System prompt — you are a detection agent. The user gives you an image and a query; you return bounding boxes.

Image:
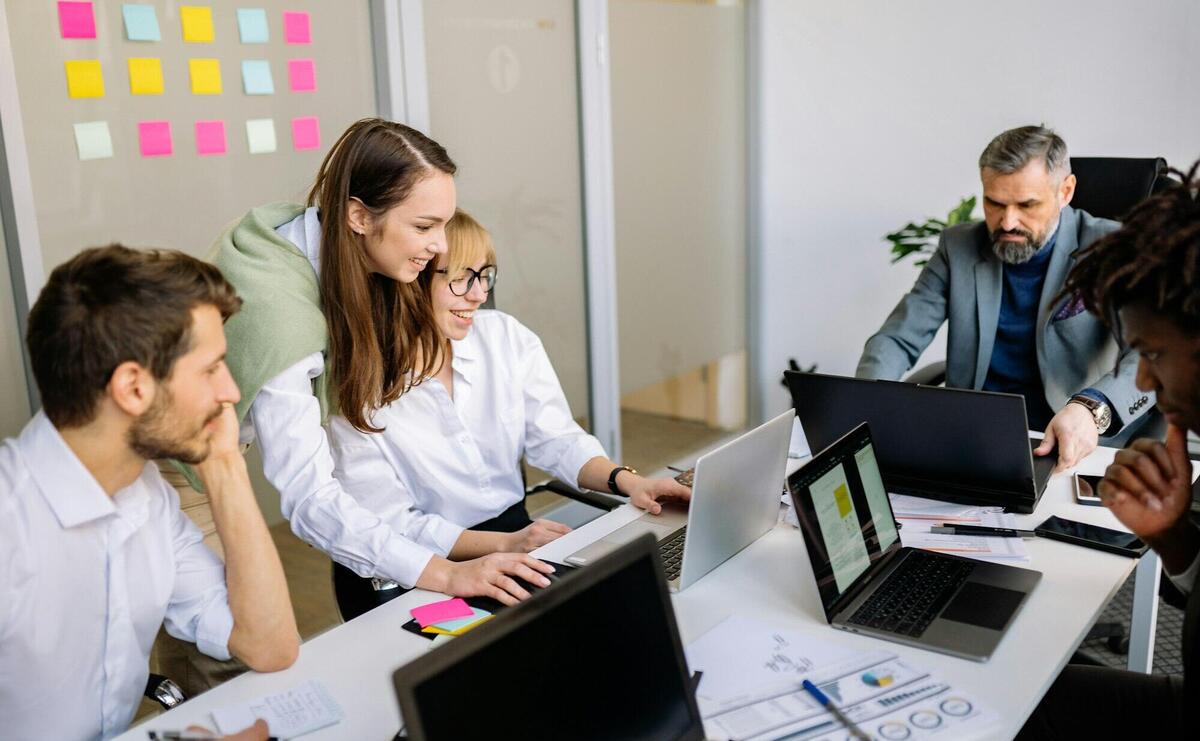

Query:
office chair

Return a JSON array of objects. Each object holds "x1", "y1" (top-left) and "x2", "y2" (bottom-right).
[{"x1": 904, "y1": 156, "x2": 1176, "y2": 389}]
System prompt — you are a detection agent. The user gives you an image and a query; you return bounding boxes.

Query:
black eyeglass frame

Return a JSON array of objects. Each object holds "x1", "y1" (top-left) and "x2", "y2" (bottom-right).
[{"x1": 435, "y1": 264, "x2": 498, "y2": 296}]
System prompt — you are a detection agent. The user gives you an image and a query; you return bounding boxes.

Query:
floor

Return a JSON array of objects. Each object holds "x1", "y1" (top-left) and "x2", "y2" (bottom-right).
[{"x1": 1078, "y1": 573, "x2": 1185, "y2": 675}]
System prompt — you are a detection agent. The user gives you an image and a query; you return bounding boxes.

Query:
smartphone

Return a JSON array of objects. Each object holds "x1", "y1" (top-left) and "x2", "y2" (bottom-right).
[
  {"x1": 1034, "y1": 515, "x2": 1147, "y2": 557},
  {"x1": 1073, "y1": 474, "x2": 1104, "y2": 506}
]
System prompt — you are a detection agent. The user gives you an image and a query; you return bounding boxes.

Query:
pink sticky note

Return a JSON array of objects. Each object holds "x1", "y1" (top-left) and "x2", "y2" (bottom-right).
[
  {"x1": 195, "y1": 120, "x2": 226, "y2": 156},
  {"x1": 58, "y1": 2, "x2": 96, "y2": 39},
  {"x1": 291, "y1": 116, "x2": 320, "y2": 151},
  {"x1": 282, "y1": 11, "x2": 310, "y2": 44},
  {"x1": 138, "y1": 120, "x2": 173, "y2": 157},
  {"x1": 287, "y1": 59, "x2": 316, "y2": 92},
  {"x1": 411, "y1": 598, "x2": 473, "y2": 628}
]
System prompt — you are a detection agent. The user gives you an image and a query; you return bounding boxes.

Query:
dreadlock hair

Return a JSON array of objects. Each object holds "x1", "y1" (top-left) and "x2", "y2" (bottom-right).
[{"x1": 1062, "y1": 160, "x2": 1200, "y2": 339}]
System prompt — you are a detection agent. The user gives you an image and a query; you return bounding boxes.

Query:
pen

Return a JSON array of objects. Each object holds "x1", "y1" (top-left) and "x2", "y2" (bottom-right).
[
  {"x1": 801, "y1": 679, "x2": 870, "y2": 741},
  {"x1": 931, "y1": 523, "x2": 1037, "y2": 538},
  {"x1": 148, "y1": 732, "x2": 279, "y2": 741}
]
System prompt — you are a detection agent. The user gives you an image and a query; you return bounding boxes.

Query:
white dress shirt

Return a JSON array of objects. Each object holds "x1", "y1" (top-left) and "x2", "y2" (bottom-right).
[
  {"x1": 328, "y1": 310, "x2": 606, "y2": 556},
  {"x1": 234, "y1": 208, "x2": 438, "y2": 589},
  {"x1": 0, "y1": 412, "x2": 234, "y2": 741}
]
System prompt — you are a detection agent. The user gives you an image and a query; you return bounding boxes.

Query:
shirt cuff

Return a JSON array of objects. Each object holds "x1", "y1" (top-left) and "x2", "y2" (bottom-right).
[
  {"x1": 376, "y1": 537, "x2": 439, "y2": 590},
  {"x1": 1166, "y1": 535, "x2": 1200, "y2": 596},
  {"x1": 1075, "y1": 388, "x2": 1122, "y2": 435},
  {"x1": 194, "y1": 600, "x2": 235, "y2": 662},
  {"x1": 422, "y1": 516, "x2": 467, "y2": 558}
]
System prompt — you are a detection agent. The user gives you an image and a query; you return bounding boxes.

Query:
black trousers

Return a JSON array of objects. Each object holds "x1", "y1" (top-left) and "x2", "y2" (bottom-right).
[
  {"x1": 1016, "y1": 664, "x2": 1187, "y2": 739},
  {"x1": 332, "y1": 500, "x2": 534, "y2": 622}
]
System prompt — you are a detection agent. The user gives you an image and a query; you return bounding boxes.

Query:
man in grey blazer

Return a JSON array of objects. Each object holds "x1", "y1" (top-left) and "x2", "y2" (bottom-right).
[{"x1": 857, "y1": 126, "x2": 1153, "y2": 470}]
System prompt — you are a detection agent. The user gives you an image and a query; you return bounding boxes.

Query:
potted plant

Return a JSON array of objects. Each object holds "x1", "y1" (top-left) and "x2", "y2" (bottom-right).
[{"x1": 885, "y1": 196, "x2": 978, "y2": 267}]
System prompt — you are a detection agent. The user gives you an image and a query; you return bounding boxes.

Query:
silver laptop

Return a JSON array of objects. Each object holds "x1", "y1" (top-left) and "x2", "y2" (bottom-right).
[
  {"x1": 565, "y1": 410, "x2": 794, "y2": 592},
  {"x1": 788, "y1": 422, "x2": 1041, "y2": 661}
]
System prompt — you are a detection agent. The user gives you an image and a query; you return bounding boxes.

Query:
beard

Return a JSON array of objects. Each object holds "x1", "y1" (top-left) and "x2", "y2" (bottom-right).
[
  {"x1": 127, "y1": 385, "x2": 223, "y2": 464},
  {"x1": 990, "y1": 226, "x2": 1046, "y2": 265}
]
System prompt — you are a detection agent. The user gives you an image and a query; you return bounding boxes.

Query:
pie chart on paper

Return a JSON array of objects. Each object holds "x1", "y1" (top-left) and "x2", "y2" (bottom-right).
[{"x1": 862, "y1": 670, "x2": 895, "y2": 688}]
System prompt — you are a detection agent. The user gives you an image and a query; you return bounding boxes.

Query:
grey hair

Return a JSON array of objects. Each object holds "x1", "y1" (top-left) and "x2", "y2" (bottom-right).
[{"x1": 978, "y1": 125, "x2": 1070, "y2": 178}]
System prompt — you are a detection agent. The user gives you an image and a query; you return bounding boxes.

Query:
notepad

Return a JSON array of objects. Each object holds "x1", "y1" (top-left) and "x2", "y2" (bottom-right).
[
  {"x1": 411, "y1": 597, "x2": 472, "y2": 628},
  {"x1": 212, "y1": 680, "x2": 343, "y2": 738},
  {"x1": 421, "y1": 607, "x2": 493, "y2": 636}
]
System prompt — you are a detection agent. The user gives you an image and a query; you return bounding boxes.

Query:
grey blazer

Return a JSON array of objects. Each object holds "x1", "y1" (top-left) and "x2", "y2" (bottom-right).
[{"x1": 856, "y1": 205, "x2": 1153, "y2": 434}]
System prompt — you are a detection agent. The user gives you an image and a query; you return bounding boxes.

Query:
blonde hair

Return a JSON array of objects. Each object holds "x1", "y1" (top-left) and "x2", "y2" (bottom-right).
[{"x1": 443, "y1": 209, "x2": 497, "y2": 276}]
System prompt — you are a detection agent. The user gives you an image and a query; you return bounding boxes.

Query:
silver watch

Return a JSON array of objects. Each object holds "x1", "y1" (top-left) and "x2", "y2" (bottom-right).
[{"x1": 1069, "y1": 395, "x2": 1112, "y2": 434}]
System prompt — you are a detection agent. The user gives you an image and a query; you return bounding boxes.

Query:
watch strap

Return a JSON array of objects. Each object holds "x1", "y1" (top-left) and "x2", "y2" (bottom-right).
[{"x1": 608, "y1": 466, "x2": 636, "y2": 496}]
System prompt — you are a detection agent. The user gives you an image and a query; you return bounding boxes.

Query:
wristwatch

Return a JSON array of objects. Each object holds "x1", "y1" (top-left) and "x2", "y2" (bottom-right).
[
  {"x1": 1068, "y1": 395, "x2": 1112, "y2": 434},
  {"x1": 607, "y1": 465, "x2": 637, "y2": 496}
]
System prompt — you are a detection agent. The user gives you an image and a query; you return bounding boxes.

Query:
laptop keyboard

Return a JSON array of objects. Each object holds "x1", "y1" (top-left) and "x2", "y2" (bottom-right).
[
  {"x1": 658, "y1": 527, "x2": 688, "y2": 580},
  {"x1": 847, "y1": 551, "x2": 973, "y2": 638}
]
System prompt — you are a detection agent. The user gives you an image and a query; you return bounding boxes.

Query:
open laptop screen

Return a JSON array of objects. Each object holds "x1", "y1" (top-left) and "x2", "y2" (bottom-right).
[
  {"x1": 394, "y1": 535, "x2": 703, "y2": 741},
  {"x1": 788, "y1": 423, "x2": 902, "y2": 616}
]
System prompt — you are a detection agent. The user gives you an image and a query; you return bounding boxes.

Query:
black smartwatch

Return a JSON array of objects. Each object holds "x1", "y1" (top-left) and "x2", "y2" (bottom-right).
[{"x1": 607, "y1": 465, "x2": 637, "y2": 496}]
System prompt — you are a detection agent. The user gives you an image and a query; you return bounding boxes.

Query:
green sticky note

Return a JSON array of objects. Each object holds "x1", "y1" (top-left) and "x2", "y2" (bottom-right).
[
  {"x1": 73, "y1": 121, "x2": 113, "y2": 160},
  {"x1": 245, "y1": 118, "x2": 276, "y2": 154}
]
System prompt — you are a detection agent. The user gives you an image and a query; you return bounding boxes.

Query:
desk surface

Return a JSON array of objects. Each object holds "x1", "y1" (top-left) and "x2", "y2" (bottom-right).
[{"x1": 123, "y1": 447, "x2": 1145, "y2": 741}]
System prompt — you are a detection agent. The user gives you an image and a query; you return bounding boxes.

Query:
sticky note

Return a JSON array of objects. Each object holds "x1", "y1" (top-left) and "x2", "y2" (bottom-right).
[
  {"x1": 411, "y1": 598, "x2": 472, "y2": 628},
  {"x1": 241, "y1": 60, "x2": 273, "y2": 95},
  {"x1": 122, "y1": 5, "x2": 160, "y2": 41},
  {"x1": 291, "y1": 116, "x2": 320, "y2": 151},
  {"x1": 283, "y1": 11, "x2": 310, "y2": 44},
  {"x1": 58, "y1": 2, "x2": 96, "y2": 39},
  {"x1": 65, "y1": 60, "x2": 104, "y2": 99},
  {"x1": 73, "y1": 121, "x2": 113, "y2": 161},
  {"x1": 287, "y1": 59, "x2": 316, "y2": 92},
  {"x1": 189, "y1": 58, "x2": 222, "y2": 95},
  {"x1": 180, "y1": 6, "x2": 214, "y2": 43},
  {"x1": 195, "y1": 120, "x2": 226, "y2": 155},
  {"x1": 422, "y1": 615, "x2": 494, "y2": 637},
  {"x1": 245, "y1": 118, "x2": 276, "y2": 154},
  {"x1": 237, "y1": 8, "x2": 269, "y2": 43},
  {"x1": 138, "y1": 120, "x2": 173, "y2": 157},
  {"x1": 127, "y1": 58, "x2": 164, "y2": 95},
  {"x1": 421, "y1": 607, "x2": 493, "y2": 636}
]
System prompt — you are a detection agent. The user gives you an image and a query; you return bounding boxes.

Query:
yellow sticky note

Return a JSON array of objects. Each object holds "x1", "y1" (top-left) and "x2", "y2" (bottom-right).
[
  {"x1": 834, "y1": 483, "x2": 852, "y2": 518},
  {"x1": 65, "y1": 59, "x2": 104, "y2": 99},
  {"x1": 189, "y1": 58, "x2": 222, "y2": 95},
  {"x1": 128, "y1": 58, "x2": 164, "y2": 95},
  {"x1": 180, "y1": 6, "x2": 214, "y2": 43}
]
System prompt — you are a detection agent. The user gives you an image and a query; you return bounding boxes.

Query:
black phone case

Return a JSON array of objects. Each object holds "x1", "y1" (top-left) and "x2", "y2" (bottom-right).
[{"x1": 1035, "y1": 520, "x2": 1148, "y2": 558}]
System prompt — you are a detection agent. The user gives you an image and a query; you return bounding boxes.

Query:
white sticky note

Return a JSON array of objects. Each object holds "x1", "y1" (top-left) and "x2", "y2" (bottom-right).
[
  {"x1": 245, "y1": 118, "x2": 276, "y2": 154},
  {"x1": 73, "y1": 121, "x2": 113, "y2": 160}
]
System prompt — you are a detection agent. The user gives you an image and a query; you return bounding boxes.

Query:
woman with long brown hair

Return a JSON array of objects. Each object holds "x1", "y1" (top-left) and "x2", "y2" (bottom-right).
[{"x1": 201, "y1": 118, "x2": 554, "y2": 618}]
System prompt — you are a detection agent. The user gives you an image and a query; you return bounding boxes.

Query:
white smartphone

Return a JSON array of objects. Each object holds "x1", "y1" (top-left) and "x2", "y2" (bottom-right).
[{"x1": 1073, "y1": 473, "x2": 1104, "y2": 506}]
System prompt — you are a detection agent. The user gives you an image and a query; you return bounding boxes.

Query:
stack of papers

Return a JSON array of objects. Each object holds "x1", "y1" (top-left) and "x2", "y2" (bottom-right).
[
  {"x1": 411, "y1": 598, "x2": 493, "y2": 639},
  {"x1": 686, "y1": 616, "x2": 998, "y2": 740},
  {"x1": 890, "y1": 495, "x2": 1030, "y2": 564},
  {"x1": 212, "y1": 680, "x2": 343, "y2": 738}
]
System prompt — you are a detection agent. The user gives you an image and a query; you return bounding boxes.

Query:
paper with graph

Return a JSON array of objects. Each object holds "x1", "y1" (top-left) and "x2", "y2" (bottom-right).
[{"x1": 686, "y1": 616, "x2": 997, "y2": 740}]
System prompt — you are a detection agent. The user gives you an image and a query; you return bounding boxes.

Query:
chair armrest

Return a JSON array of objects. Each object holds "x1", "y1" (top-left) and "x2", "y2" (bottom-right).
[
  {"x1": 904, "y1": 361, "x2": 947, "y2": 386},
  {"x1": 527, "y1": 479, "x2": 622, "y2": 512}
]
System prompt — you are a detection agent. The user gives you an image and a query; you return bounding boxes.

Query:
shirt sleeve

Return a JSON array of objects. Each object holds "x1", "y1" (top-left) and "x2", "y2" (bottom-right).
[
  {"x1": 328, "y1": 418, "x2": 466, "y2": 557},
  {"x1": 515, "y1": 322, "x2": 606, "y2": 487},
  {"x1": 1075, "y1": 388, "x2": 1123, "y2": 435},
  {"x1": 1166, "y1": 530, "x2": 1200, "y2": 595},
  {"x1": 250, "y1": 352, "x2": 437, "y2": 588},
  {"x1": 159, "y1": 482, "x2": 234, "y2": 661}
]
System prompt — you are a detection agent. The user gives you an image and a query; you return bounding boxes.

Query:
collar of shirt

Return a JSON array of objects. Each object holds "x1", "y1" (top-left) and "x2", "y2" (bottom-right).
[
  {"x1": 19, "y1": 411, "x2": 148, "y2": 531},
  {"x1": 450, "y1": 328, "x2": 482, "y2": 388}
]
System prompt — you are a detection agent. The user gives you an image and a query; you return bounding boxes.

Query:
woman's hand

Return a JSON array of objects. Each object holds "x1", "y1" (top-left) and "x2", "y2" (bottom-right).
[
  {"x1": 622, "y1": 472, "x2": 692, "y2": 515},
  {"x1": 505, "y1": 519, "x2": 572, "y2": 552},
  {"x1": 437, "y1": 553, "x2": 556, "y2": 606}
]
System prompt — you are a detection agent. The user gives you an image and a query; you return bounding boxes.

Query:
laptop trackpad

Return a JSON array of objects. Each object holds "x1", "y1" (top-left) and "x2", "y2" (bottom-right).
[{"x1": 940, "y1": 582, "x2": 1024, "y2": 631}]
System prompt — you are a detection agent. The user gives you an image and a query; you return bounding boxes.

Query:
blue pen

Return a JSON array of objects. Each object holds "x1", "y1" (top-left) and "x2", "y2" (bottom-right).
[{"x1": 801, "y1": 679, "x2": 871, "y2": 740}]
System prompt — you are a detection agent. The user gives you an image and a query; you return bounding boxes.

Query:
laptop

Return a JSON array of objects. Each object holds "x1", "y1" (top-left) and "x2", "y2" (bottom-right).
[
  {"x1": 788, "y1": 422, "x2": 1041, "y2": 661},
  {"x1": 393, "y1": 534, "x2": 704, "y2": 741},
  {"x1": 564, "y1": 409, "x2": 794, "y2": 591},
  {"x1": 786, "y1": 371, "x2": 1056, "y2": 513}
]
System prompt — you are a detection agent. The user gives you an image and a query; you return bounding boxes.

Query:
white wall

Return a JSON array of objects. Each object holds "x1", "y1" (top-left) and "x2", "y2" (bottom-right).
[{"x1": 754, "y1": 0, "x2": 1200, "y2": 421}]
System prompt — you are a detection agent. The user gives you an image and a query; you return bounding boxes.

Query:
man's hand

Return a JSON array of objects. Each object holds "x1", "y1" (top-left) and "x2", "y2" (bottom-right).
[
  {"x1": 1035, "y1": 402, "x2": 1099, "y2": 472},
  {"x1": 1098, "y1": 425, "x2": 1192, "y2": 540},
  {"x1": 624, "y1": 474, "x2": 692, "y2": 516},
  {"x1": 198, "y1": 402, "x2": 242, "y2": 467},
  {"x1": 443, "y1": 553, "x2": 556, "y2": 606},
  {"x1": 505, "y1": 519, "x2": 572, "y2": 552}
]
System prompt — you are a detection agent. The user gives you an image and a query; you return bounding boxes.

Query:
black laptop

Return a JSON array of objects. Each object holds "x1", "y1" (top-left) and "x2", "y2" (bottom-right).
[
  {"x1": 392, "y1": 534, "x2": 704, "y2": 741},
  {"x1": 788, "y1": 423, "x2": 1041, "y2": 661},
  {"x1": 786, "y1": 371, "x2": 1056, "y2": 513}
]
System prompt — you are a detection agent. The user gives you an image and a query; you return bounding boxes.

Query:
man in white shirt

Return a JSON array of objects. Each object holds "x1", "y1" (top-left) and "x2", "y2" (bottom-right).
[
  {"x1": 1018, "y1": 164, "x2": 1200, "y2": 737},
  {"x1": 0, "y1": 245, "x2": 299, "y2": 740}
]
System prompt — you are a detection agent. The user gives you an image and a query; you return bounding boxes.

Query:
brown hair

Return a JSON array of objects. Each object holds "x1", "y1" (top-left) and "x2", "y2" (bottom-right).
[
  {"x1": 309, "y1": 118, "x2": 456, "y2": 433},
  {"x1": 1062, "y1": 160, "x2": 1200, "y2": 336},
  {"x1": 26, "y1": 244, "x2": 242, "y2": 428}
]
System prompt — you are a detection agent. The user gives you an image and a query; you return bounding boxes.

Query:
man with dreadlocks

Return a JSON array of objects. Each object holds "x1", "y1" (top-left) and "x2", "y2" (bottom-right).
[{"x1": 1018, "y1": 162, "x2": 1200, "y2": 738}]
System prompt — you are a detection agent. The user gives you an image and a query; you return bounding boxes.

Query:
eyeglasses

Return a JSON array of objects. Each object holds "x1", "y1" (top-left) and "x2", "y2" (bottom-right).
[{"x1": 435, "y1": 264, "x2": 498, "y2": 297}]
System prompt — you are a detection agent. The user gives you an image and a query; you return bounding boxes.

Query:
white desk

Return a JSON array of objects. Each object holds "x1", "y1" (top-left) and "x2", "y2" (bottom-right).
[{"x1": 123, "y1": 446, "x2": 1168, "y2": 741}]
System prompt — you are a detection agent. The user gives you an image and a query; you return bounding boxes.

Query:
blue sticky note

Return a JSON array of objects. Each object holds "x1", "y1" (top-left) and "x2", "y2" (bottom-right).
[
  {"x1": 122, "y1": 4, "x2": 161, "y2": 42},
  {"x1": 430, "y1": 607, "x2": 491, "y2": 633},
  {"x1": 237, "y1": 8, "x2": 269, "y2": 43},
  {"x1": 241, "y1": 60, "x2": 274, "y2": 95}
]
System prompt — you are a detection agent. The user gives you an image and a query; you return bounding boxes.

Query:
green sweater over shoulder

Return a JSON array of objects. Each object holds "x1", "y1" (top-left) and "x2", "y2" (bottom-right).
[{"x1": 173, "y1": 202, "x2": 331, "y2": 489}]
